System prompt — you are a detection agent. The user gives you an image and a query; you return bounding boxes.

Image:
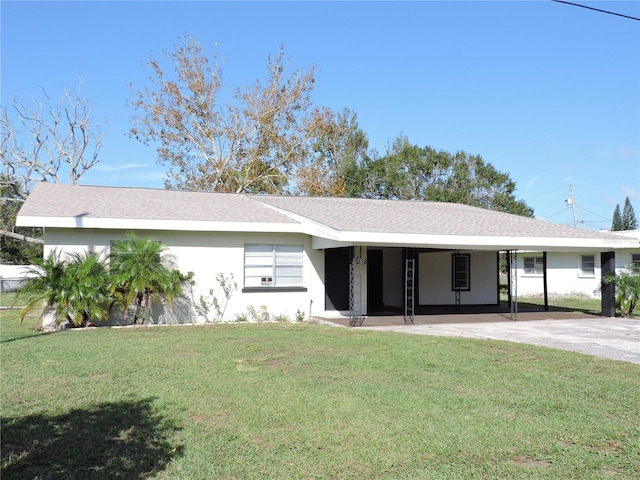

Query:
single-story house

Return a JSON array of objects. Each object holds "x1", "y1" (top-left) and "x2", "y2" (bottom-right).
[{"x1": 16, "y1": 182, "x2": 639, "y2": 326}]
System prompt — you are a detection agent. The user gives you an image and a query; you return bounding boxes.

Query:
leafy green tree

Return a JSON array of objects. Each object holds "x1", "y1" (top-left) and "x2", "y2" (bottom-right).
[
  {"x1": 296, "y1": 108, "x2": 369, "y2": 196},
  {"x1": 622, "y1": 197, "x2": 638, "y2": 230},
  {"x1": 603, "y1": 266, "x2": 640, "y2": 317},
  {"x1": 109, "y1": 232, "x2": 190, "y2": 324},
  {"x1": 345, "y1": 136, "x2": 533, "y2": 216},
  {"x1": 611, "y1": 204, "x2": 624, "y2": 231}
]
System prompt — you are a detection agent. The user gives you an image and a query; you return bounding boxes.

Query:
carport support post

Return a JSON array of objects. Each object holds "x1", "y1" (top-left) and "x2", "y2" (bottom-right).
[
  {"x1": 509, "y1": 250, "x2": 518, "y2": 321},
  {"x1": 542, "y1": 252, "x2": 549, "y2": 312},
  {"x1": 601, "y1": 251, "x2": 616, "y2": 317},
  {"x1": 506, "y1": 251, "x2": 512, "y2": 307}
]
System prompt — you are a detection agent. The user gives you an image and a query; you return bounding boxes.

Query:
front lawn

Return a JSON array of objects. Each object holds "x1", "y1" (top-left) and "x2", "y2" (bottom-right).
[
  {"x1": 0, "y1": 291, "x2": 18, "y2": 308},
  {"x1": 2, "y1": 310, "x2": 639, "y2": 479}
]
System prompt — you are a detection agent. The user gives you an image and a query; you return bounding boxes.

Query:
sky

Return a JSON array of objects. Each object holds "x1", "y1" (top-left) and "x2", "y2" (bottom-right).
[{"x1": 2, "y1": 0, "x2": 639, "y2": 230}]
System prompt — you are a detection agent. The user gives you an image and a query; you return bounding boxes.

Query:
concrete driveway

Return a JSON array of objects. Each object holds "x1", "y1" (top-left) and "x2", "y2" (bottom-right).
[{"x1": 359, "y1": 318, "x2": 640, "y2": 364}]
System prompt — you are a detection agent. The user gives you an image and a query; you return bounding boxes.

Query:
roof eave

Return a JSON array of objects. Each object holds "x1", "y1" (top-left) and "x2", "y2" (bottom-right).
[
  {"x1": 16, "y1": 215, "x2": 304, "y2": 234},
  {"x1": 312, "y1": 231, "x2": 639, "y2": 252}
]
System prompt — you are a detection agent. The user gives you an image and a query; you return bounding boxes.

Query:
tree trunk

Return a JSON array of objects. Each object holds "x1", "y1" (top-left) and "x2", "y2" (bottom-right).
[
  {"x1": 0, "y1": 229, "x2": 45, "y2": 244},
  {"x1": 133, "y1": 293, "x2": 144, "y2": 324}
]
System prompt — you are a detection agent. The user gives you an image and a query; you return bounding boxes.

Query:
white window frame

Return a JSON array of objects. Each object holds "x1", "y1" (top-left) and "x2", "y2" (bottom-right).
[
  {"x1": 631, "y1": 254, "x2": 640, "y2": 272},
  {"x1": 523, "y1": 257, "x2": 544, "y2": 276},
  {"x1": 579, "y1": 254, "x2": 595, "y2": 277},
  {"x1": 244, "y1": 244, "x2": 304, "y2": 289}
]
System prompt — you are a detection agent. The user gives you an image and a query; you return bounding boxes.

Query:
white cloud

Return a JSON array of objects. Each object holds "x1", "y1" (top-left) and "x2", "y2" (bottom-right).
[
  {"x1": 594, "y1": 147, "x2": 639, "y2": 161},
  {"x1": 621, "y1": 186, "x2": 640, "y2": 202},
  {"x1": 616, "y1": 147, "x2": 639, "y2": 159}
]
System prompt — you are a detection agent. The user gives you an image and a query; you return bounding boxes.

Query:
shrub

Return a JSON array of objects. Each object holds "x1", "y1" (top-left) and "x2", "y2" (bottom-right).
[
  {"x1": 14, "y1": 250, "x2": 110, "y2": 327},
  {"x1": 603, "y1": 266, "x2": 640, "y2": 317},
  {"x1": 193, "y1": 273, "x2": 237, "y2": 322},
  {"x1": 246, "y1": 305, "x2": 269, "y2": 322},
  {"x1": 110, "y1": 232, "x2": 190, "y2": 324}
]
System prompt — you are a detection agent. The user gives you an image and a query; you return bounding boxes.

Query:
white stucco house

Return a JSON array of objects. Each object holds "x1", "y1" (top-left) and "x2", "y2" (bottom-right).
[{"x1": 16, "y1": 182, "x2": 639, "y2": 326}]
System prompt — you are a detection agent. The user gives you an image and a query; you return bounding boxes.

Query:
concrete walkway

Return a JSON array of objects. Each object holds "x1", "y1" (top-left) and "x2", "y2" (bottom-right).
[{"x1": 321, "y1": 314, "x2": 640, "y2": 364}]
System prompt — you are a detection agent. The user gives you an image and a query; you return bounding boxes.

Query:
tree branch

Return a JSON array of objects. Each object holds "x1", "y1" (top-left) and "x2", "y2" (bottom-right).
[{"x1": 0, "y1": 229, "x2": 44, "y2": 244}]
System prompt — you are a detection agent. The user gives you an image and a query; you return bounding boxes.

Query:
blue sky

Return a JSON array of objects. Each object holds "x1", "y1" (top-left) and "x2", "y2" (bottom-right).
[{"x1": 2, "y1": 1, "x2": 639, "y2": 230}]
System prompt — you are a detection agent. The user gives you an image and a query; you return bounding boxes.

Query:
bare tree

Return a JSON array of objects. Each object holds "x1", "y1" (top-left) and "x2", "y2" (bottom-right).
[
  {"x1": 1, "y1": 81, "x2": 104, "y2": 199},
  {"x1": 1, "y1": 81, "x2": 103, "y2": 253},
  {"x1": 129, "y1": 36, "x2": 319, "y2": 194}
]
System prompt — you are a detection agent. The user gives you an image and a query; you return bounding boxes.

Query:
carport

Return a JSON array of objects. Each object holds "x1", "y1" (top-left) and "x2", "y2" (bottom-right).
[
  {"x1": 245, "y1": 195, "x2": 637, "y2": 325},
  {"x1": 325, "y1": 244, "x2": 621, "y2": 327}
]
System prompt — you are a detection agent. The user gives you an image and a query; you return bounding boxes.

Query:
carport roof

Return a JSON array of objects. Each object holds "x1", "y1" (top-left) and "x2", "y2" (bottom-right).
[{"x1": 17, "y1": 182, "x2": 639, "y2": 251}]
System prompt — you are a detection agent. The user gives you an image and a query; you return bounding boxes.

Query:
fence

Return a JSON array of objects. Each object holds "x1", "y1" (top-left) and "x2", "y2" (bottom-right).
[{"x1": 0, "y1": 277, "x2": 27, "y2": 294}]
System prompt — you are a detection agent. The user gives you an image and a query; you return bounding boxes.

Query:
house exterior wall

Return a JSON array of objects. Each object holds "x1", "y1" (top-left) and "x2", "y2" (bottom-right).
[
  {"x1": 43, "y1": 228, "x2": 326, "y2": 324},
  {"x1": 516, "y1": 249, "x2": 640, "y2": 298},
  {"x1": 515, "y1": 252, "x2": 600, "y2": 298},
  {"x1": 418, "y1": 250, "x2": 498, "y2": 305},
  {"x1": 616, "y1": 249, "x2": 640, "y2": 271}
]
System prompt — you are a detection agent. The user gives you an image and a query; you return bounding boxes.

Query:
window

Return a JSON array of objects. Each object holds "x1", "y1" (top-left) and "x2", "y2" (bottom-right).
[
  {"x1": 452, "y1": 254, "x2": 470, "y2": 291},
  {"x1": 579, "y1": 255, "x2": 595, "y2": 277},
  {"x1": 523, "y1": 257, "x2": 543, "y2": 275},
  {"x1": 244, "y1": 244, "x2": 304, "y2": 289},
  {"x1": 631, "y1": 254, "x2": 640, "y2": 272}
]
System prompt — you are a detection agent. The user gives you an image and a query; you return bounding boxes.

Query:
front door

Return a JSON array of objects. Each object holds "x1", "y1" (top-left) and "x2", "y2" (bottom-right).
[{"x1": 325, "y1": 247, "x2": 350, "y2": 311}]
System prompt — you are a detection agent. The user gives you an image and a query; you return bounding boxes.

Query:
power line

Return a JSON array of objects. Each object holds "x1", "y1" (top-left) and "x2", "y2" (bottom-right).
[
  {"x1": 551, "y1": 0, "x2": 640, "y2": 21},
  {"x1": 575, "y1": 204, "x2": 610, "y2": 221},
  {"x1": 541, "y1": 206, "x2": 571, "y2": 220}
]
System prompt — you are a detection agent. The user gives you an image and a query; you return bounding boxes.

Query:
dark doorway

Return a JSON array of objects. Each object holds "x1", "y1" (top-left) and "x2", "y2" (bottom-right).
[
  {"x1": 325, "y1": 247, "x2": 350, "y2": 311},
  {"x1": 367, "y1": 249, "x2": 384, "y2": 313}
]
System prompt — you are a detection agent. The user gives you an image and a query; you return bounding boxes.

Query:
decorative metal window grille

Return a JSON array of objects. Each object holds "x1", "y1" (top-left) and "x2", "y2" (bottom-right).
[
  {"x1": 452, "y1": 253, "x2": 470, "y2": 291},
  {"x1": 244, "y1": 245, "x2": 303, "y2": 287}
]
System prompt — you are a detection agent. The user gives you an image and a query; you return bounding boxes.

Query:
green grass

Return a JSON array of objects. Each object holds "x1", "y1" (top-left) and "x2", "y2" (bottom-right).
[
  {"x1": 499, "y1": 290, "x2": 640, "y2": 319},
  {"x1": 0, "y1": 291, "x2": 18, "y2": 308},
  {"x1": 2, "y1": 310, "x2": 639, "y2": 479},
  {"x1": 500, "y1": 293, "x2": 603, "y2": 315}
]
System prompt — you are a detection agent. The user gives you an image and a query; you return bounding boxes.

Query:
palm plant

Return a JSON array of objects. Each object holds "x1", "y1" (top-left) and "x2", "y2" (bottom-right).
[
  {"x1": 60, "y1": 251, "x2": 111, "y2": 326},
  {"x1": 14, "y1": 250, "x2": 68, "y2": 326},
  {"x1": 14, "y1": 250, "x2": 112, "y2": 327},
  {"x1": 603, "y1": 266, "x2": 640, "y2": 317},
  {"x1": 109, "y1": 232, "x2": 188, "y2": 324}
]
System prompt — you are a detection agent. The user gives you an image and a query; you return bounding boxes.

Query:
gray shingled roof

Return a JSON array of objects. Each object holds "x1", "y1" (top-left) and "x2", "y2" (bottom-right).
[
  {"x1": 17, "y1": 183, "x2": 634, "y2": 247},
  {"x1": 252, "y1": 195, "x2": 624, "y2": 240},
  {"x1": 18, "y1": 183, "x2": 298, "y2": 224}
]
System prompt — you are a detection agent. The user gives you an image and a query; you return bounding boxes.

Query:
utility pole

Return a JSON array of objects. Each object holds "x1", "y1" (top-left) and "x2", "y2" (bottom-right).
[{"x1": 566, "y1": 185, "x2": 577, "y2": 227}]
